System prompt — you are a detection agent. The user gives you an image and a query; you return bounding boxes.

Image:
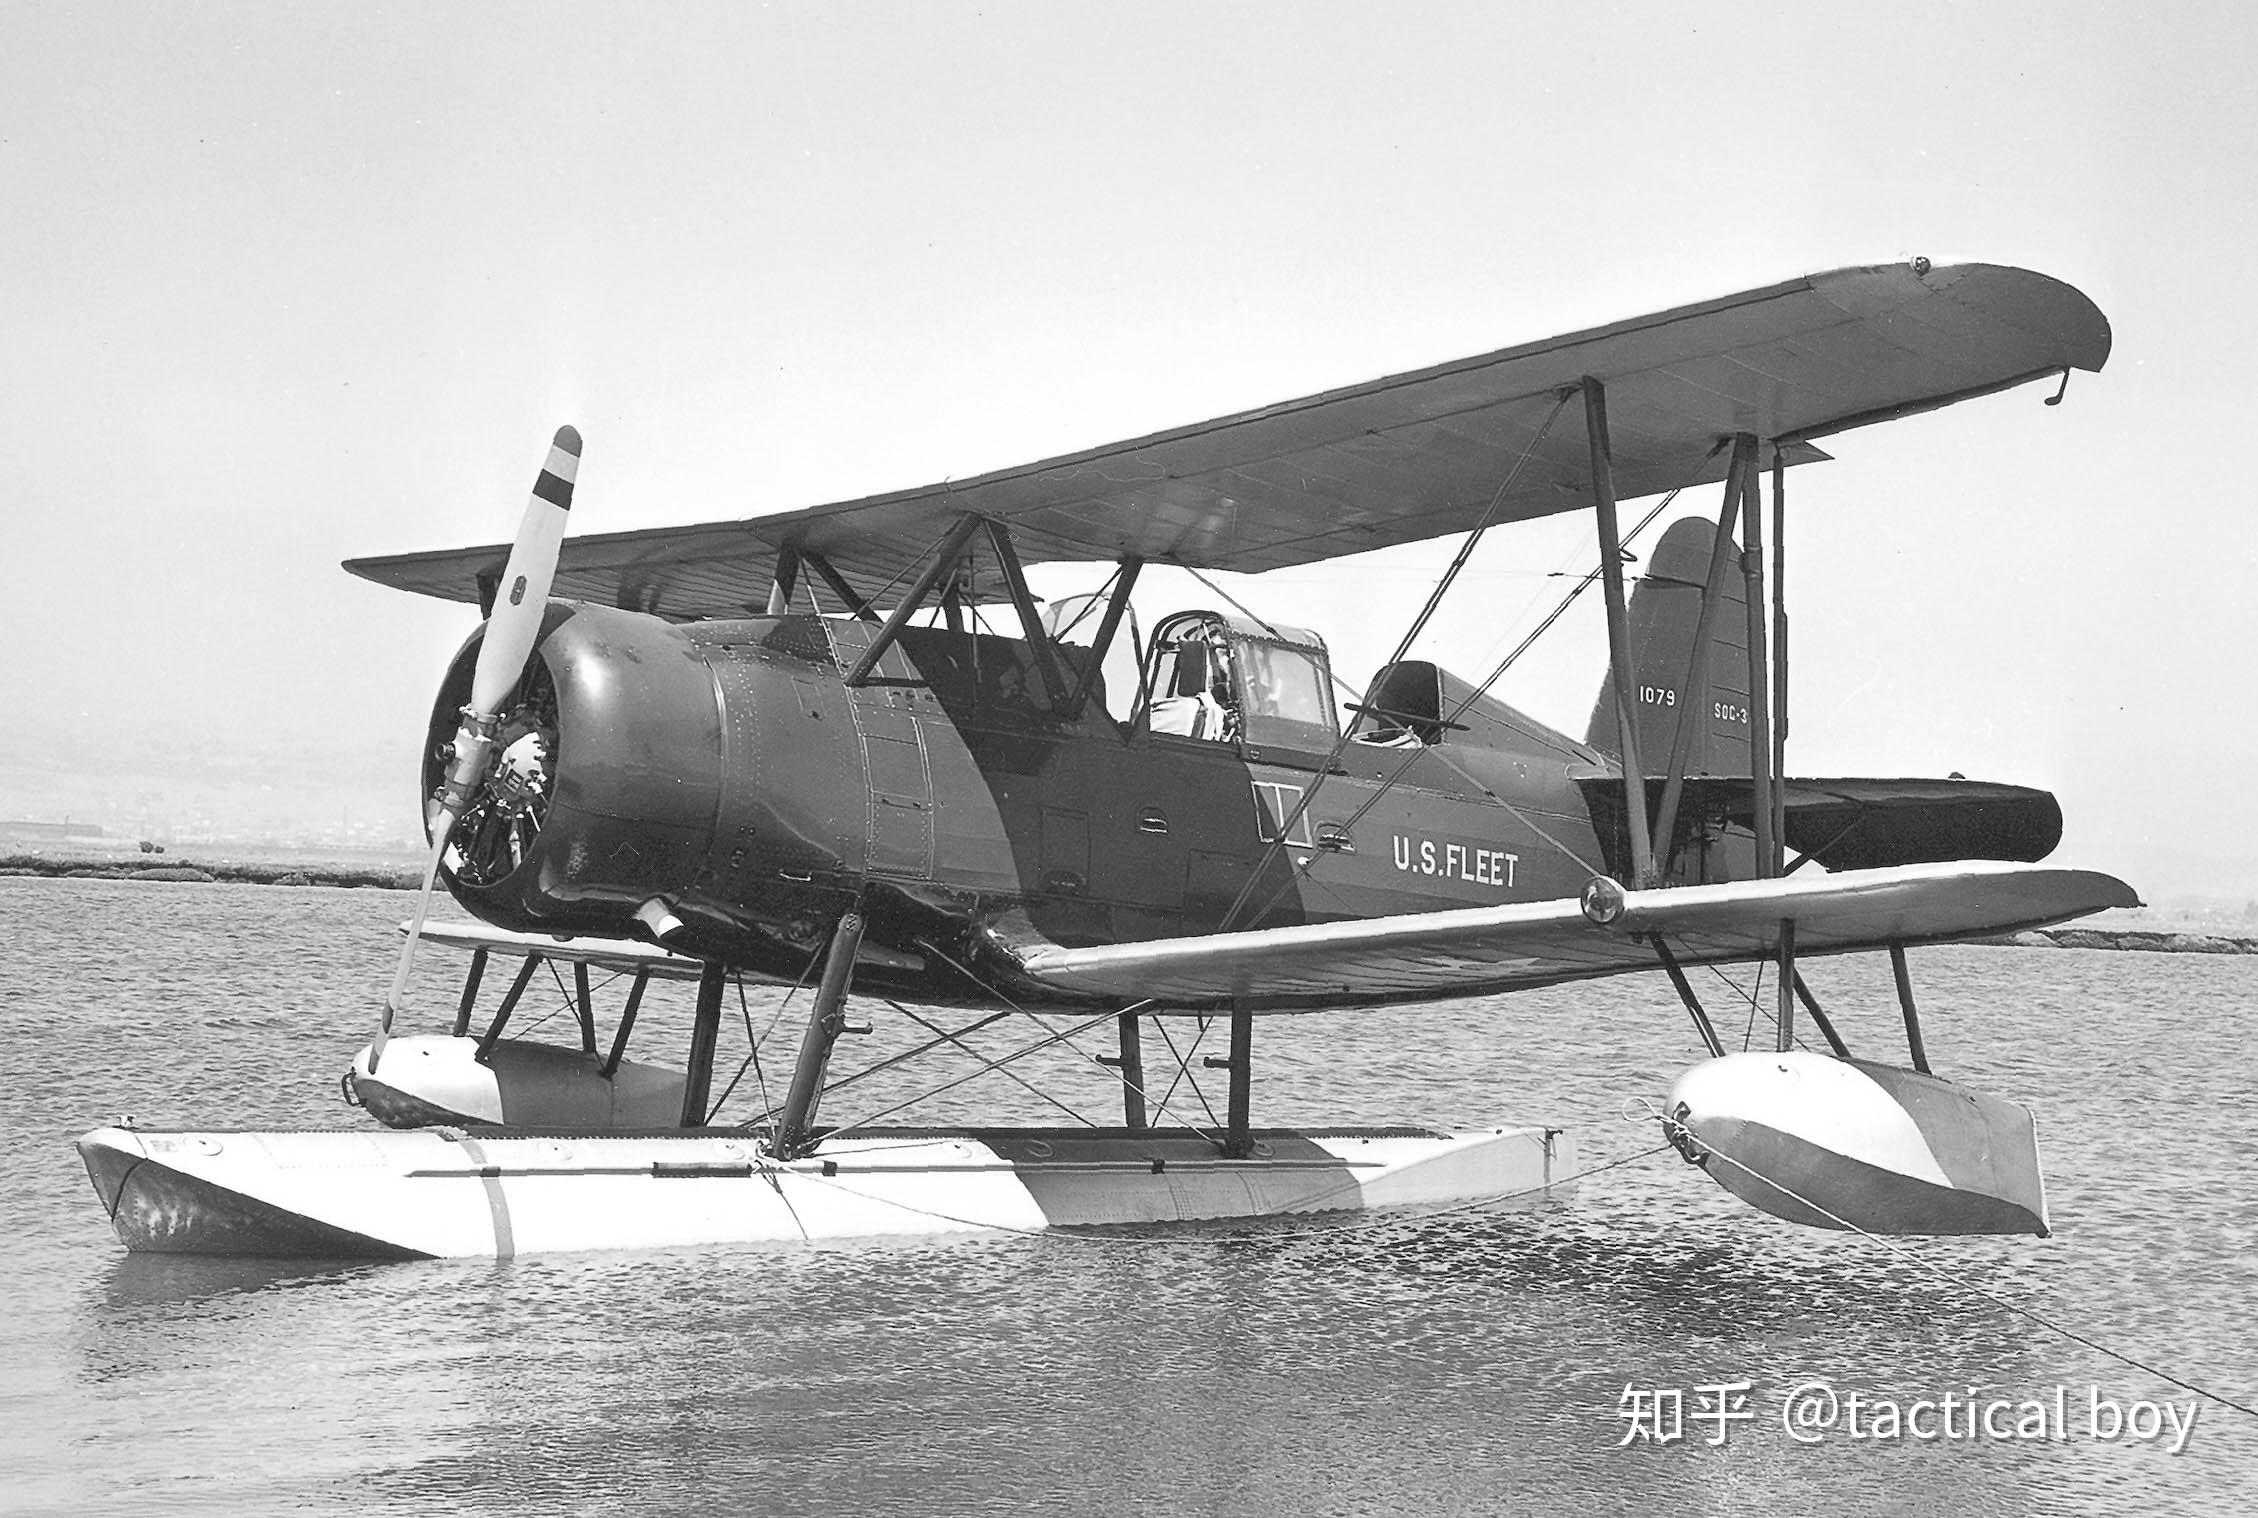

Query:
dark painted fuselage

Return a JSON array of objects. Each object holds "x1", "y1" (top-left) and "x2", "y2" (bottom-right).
[{"x1": 433, "y1": 602, "x2": 1639, "y2": 1006}]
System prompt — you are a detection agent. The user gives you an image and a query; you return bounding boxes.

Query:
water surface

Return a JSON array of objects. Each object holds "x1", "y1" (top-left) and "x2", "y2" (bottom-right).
[{"x1": 5, "y1": 877, "x2": 2253, "y2": 1515}]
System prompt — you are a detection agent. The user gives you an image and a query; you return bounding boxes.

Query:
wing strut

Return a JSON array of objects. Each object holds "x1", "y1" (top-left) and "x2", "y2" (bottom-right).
[
  {"x1": 1064, "y1": 557, "x2": 1143, "y2": 719},
  {"x1": 1653, "y1": 435, "x2": 1754, "y2": 873},
  {"x1": 1741, "y1": 456, "x2": 1778, "y2": 876},
  {"x1": 844, "y1": 513, "x2": 988, "y2": 686},
  {"x1": 985, "y1": 519, "x2": 1067, "y2": 709},
  {"x1": 1770, "y1": 449, "x2": 1791, "y2": 868},
  {"x1": 765, "y1": 541, "x2": 803, "y2": 615},
  {"x1": 1583, "y1": 378, "x2": 1659, "y2": 887},
  {"x1": 803, "y1": 550, "x2": 879, "y2": 622}
]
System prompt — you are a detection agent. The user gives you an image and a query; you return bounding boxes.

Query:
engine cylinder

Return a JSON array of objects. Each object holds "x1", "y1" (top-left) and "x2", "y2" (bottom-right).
[{"x1": 426, "y1": 603, "x2": 726, "y2": 934}]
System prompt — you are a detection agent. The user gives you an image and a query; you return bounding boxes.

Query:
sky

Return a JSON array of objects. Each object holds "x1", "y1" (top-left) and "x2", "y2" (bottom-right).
[{"x1": 4, "y1": 1, "x2": 2254, "y2": 898}]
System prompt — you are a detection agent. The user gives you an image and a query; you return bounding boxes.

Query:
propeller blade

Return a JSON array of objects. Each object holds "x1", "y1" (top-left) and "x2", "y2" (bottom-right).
[
  {"x1": 370, "y1": 426, "x2": 580, "y2": 1073},
  {"x1": 470, "y1": 426, "x2": 579, "y2": 715},
  {"x1": 372, "y1": 808, "x2": 458, "y2": 1071}
]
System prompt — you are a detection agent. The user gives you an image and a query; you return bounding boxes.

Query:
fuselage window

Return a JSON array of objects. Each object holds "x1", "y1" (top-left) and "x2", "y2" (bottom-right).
[
  {"x1": 1238, "y1": 640, "x2": 1336, "y2": 751},
  {"x1": 1242, "y1": 642, "x2": 1328, "y2": 728}
]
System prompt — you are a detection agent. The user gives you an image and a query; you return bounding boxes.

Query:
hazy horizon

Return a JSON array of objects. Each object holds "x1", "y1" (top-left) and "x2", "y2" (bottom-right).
[{"x1": 8, "y1": 2, "x2": 2253, "y2": 902}]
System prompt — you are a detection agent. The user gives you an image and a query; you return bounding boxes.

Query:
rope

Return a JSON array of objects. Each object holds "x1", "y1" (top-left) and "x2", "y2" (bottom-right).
[
  {"x1": 1638, "y1": 1098, "x2": 2258, "y2": 1423},
  {"x1": 782, "y1": 1133, "x2": 1675, "y2": 1246}
]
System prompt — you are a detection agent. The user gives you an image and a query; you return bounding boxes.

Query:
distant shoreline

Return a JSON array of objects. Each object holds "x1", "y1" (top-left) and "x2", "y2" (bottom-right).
[
  {"x1": 1982, "y1": 927, "x2": 2258, "y2": 956},
  {"x1": 5, "y1": 851, "x2": 2255, "y2": 956},
  {"x1": 0, "y1": 851, "x2": 419, "y2": 890}
]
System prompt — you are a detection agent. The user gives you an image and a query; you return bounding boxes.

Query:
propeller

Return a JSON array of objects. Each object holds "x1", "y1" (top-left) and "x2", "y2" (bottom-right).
[{"x1": 370, "y1": 425, "x2": 580, "y2": 1073}]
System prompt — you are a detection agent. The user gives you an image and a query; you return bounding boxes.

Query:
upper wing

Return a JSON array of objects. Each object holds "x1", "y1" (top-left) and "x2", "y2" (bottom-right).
[
  {"x1": 346, "y1": 261, "x2": 2109, "y2": 619},
  {"x1": 998, "y1": 861, "x2": 2137, "y2": 1009}
]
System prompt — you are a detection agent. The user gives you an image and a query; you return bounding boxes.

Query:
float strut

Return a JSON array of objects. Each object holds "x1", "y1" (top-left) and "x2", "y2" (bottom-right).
[
  {"x1": 1651, "y1": 939, "x2": 1725, "y2": 1059},
  {"x1": 573, "y1": 961, "x2": 597, "y2": 1054},
  {"x1": 1889, "y1": 943, "x2": 1932, "y2": 1073},
  {"x1": 475, "y1": 954, "x2": 544, "y2": 1064},
  {"x1": 771, "y1": 911, "x2": 866, "y2": 1157},
  {"x1": 451, "y1": 946, "x2": 490, "y2": 1039},
  {"x1": 679, "y1": 961, "x2": 727, "y2": 1128},
  {"x1": 1102, "y1": 1011, "x2": 1149, "y2": 1129},
  {"x1": 600, "y1": 967, "x2": 650, "y2": 1080},
  {"x1": 1790, "y1": 972, "x2": 1851, "y2": 1059},
  {"x1": 1223, "y1": 1000, "x2": 1255, "y2": 1158}
]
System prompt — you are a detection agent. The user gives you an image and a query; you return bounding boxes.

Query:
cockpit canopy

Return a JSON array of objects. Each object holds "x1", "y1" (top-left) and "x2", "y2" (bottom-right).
[{"x1": 1139, "y1": 610, "x2": 1338, "y2": 753}]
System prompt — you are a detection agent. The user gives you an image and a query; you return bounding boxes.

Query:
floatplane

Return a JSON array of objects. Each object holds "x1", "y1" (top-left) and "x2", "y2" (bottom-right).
[{"x1": 78, "y1": 259, "x2": 2136, "y2": 1258}]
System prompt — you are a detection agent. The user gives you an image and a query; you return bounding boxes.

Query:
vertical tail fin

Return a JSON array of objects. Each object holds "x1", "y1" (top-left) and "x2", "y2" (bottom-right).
[{"x1": 1585, "y1": 516, "x2": 1755, "y2": 778}]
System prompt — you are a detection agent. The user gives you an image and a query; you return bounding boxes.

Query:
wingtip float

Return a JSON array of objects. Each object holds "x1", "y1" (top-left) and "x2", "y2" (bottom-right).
[
  {"x1": 83, "y1": 262, "x2": 2130, "y2": 1256},
  {"x1": 1662, "y1": 1052, "x2": 2051, "y2": 1238}
]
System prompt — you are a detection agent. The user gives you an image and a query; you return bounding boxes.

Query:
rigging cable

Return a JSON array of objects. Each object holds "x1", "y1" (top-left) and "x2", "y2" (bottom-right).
[
  {"x1": 1633, "y1": 1098, "x2": 2258, "y2": 1425},
  {"x1": 784, "y1": 1134, "x2": 1675, "y2": 1247},
  {"x1": 880, "y1": 997, "x2": 1100, "y2": 1128},
  {"x1": 705, "y1": 938, "x2": 828, "y2": 1122},
  {"x1": 1220, "y1": 447, "x2": 1725, "y2": 932},
  {"x1": 1207, "y1": 390, "x2": 1579, "y2": 931},
  {"x1": 916, "y1": 937, "x2": 1225, "y2": 1140}
]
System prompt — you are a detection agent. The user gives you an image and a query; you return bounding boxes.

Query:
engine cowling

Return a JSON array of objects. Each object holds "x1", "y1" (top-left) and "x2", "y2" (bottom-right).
[{"x1": 423, "y1": 603, "x2": 865, "y2": 963}]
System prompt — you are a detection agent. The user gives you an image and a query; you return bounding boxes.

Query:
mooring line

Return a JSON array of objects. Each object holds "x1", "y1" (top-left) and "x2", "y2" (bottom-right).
[
  {"x1": 1631, "y1": 1098, "x2": 2258, "y2": 1423},
  {"x1": 782, "y1": 1137, "x2": 1672, "y2": 1248}
]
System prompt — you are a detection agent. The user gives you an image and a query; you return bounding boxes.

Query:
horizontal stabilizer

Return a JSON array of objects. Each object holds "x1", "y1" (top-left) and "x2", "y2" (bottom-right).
[
  {"x1": 1004, "y1": 862, "x2": 2139, "y2": 1010},
  {"x1": 1754, "y1": 776, "x2": 2059, "y2": 868},
  {"x1": 1573, "y1": 774, "x2": 2065, "y2": 869}
]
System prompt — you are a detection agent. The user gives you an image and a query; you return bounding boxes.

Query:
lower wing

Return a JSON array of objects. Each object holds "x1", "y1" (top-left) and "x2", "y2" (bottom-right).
[{"x1": 998, "y1": 861, "x2": 2138, "y2": 1008}]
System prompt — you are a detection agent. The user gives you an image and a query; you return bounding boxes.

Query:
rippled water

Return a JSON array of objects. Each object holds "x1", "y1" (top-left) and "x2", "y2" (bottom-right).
[{"x1": 4, "y1": 876, "x2": 2254, "y2": 1515}]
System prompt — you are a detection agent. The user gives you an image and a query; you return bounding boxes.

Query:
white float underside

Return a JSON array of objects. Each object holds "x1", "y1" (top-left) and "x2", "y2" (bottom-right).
[{"x1": 77, "y1": 1123, "x2": 1571, "y2": 1259}]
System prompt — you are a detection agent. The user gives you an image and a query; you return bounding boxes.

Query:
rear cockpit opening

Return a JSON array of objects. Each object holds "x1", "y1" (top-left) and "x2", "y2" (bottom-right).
[{"x1": 1350, "y1": 661, "x2": 1449, "y2": 747}]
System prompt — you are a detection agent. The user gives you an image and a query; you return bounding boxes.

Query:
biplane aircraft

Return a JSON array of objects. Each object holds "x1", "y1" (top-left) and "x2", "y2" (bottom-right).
[{"x1": 77, "y1": 259, "x2": 2137, "y2": 1258}]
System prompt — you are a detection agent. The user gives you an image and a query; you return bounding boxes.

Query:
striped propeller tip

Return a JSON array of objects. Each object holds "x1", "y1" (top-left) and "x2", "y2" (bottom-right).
[{"x1": 553, "y1": 425, "x2": 582, "y2": 456}]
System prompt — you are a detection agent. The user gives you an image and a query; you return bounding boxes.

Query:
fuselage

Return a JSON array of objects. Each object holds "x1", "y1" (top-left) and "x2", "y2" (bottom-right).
[{"x1": 432, "y1": 601, "x2": 1651, "y2": 1005}]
